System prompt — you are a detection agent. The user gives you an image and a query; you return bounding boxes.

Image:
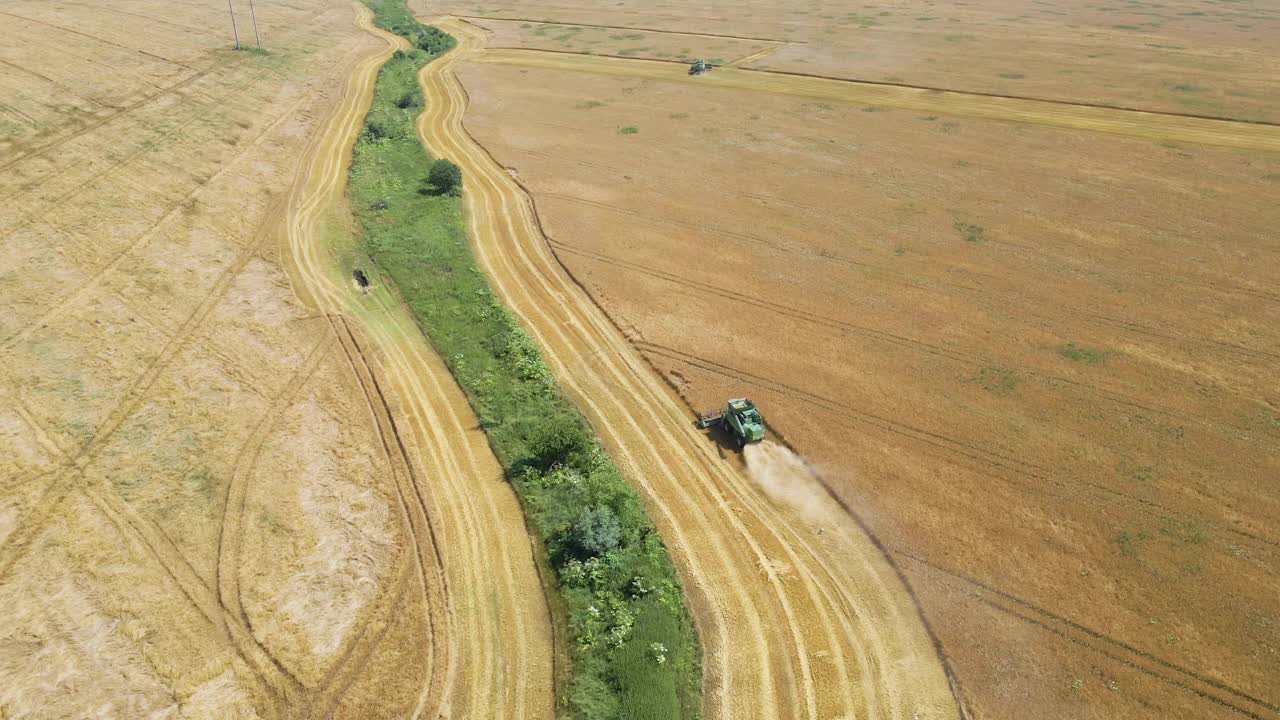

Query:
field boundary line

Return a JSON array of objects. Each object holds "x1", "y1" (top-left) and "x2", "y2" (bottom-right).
[
  {"x1": 472, "y1": 48, "x2": 1280, "y2": 150},
  {"x1": 898, "y1": 551, "x2": 1280, "y2": 719},
  {"x1": 741, "y1": 66, "x2": 1280, "y2": 128},
  {"x1": 459, "y1": 14, "x2": 795, "y2": 43}
]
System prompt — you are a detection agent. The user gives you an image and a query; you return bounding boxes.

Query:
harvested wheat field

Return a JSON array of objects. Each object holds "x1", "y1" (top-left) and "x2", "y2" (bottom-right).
[
  {"x1": 6, "y1": 0, "x2": 1278, "y2": 716},
  {"x1": 415, "y1": 0, "x2": 1280, "y2": 717},
  {"x1": 1, "y1": 1, "x2": 551, "y2": 718}
]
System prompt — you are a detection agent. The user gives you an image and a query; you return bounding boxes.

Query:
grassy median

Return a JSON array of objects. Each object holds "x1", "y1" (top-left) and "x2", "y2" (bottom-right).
[{"x1": 352, "y1": 3, "x2": 700, "y2": 718}]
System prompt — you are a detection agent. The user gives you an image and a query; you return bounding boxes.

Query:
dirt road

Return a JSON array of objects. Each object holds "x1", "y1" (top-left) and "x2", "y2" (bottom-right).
[
  {"x1": 418, "y1": 17, "x2": 962, "y2": 719},
  {"x1": 277, "y1": 5, "x2": 553, "y2": 718},
  {"x1": 473, "y1": 48, "x2": 1280, "y2": 152}
]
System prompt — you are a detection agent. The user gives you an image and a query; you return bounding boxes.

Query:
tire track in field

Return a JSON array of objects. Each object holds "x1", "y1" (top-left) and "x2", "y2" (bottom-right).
[
  {"x1": 275, "y1": 5, "x2": 553, "y2": 717},
  {"x1": 0, "y1": 1, "x2": 336, "y2": 174},
  {"x1": 539, "y1": 189, "x2": 1280, "y2": 359},
  {"x1": 0, "y1": 391, "x2": 302, "y2": 716},
  {"x1": 0, "y1": 5, "x2": 521, "y2": 717},
  {"x1": 547, "y1": 211, "x2": 1277, "y2": 377},
  {"x1": 0, "y1": 10, "x2": 191, "y2": 65},
  {"x1": 4, "y1": 8, "x2": 442, "y2": 716},
  {"x1": 550, "y1": 240, "x2": 1210, "y2": 424},
  {"x1": 472, "y1": 48, "x2": 1280, "y2": 151},
  {"x1": 420, "y1": 17, "x2": 962, "y2": 719},
  {"x1": 83, "y1": 485, "x2": 302, "y2": 711},
  {"x1": 216, "y1": 330, "x2": 333, "y2": 627},
  {"x1": 309, "y1": 316, "x2": 447, "y2": 720},
  {"x1": 725, "y1": 45, "x2": 789, "y2": 67},
  {"x1": 897, "y1": 552, "x2": 1280, "y2": 720},
  {"x1": 0, "y1": 5, "x2": 357, "y2": 228},
  {"x1": 636, "y1": 340, "x2": 1280, "y2": 555},
  {"x1": 0, "y1": 90, "x2": 317, "y2": 352}
]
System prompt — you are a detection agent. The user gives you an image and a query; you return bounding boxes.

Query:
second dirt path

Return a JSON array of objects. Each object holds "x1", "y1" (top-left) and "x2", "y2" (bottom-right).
[{"x1": 277, "y1": 5, "x2": 554, "y2": 718}]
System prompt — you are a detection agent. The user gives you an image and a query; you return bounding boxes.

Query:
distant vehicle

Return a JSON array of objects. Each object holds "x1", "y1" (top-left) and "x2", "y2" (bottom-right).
[
  {"x1": 696, "y1": 397, "x2": 765, "y2": 447},
  {"x1": 689, "y1": 58, "x2": 715, "y2": 76}
]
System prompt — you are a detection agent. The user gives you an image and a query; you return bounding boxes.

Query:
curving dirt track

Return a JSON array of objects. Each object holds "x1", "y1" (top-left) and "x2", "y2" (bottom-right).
[
  {"x1": 276, "y1": 5, "x2": 553, "y2": 719},
  {"x1": 417, "y1": 17, "x2": 962, "y2": 720},
  {"x1": 472, "y1": 48, "x2": 1280, "y2": 152}
]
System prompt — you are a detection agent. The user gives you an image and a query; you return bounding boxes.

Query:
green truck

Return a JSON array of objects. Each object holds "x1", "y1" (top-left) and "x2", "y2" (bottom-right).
[{"x1": 696, "y1": 398, "x2": 765, "y2": 447}]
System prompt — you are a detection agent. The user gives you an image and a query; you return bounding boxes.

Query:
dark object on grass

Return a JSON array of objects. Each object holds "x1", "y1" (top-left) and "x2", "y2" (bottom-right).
[{"x1": 353, "y1": 269, "x2": 370, "y2": 289}]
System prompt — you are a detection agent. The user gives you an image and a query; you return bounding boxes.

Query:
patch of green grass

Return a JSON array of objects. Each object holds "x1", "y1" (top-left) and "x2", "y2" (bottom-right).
[
  {"x1": 355, "y1": 4, "x2": 699, "y2": 718},
  {"x1": 861, "y1": 105, "x2": 884, "y2": 112},
  {"x1": 894, "y1": 245, "x2": 909, "y2": 256},
  {"x1": 1058, "y1": 342, "x2": 1111, "y2": 365},
  {"x1": 956, "y1": 159, "x2": 972, "y2": 167},
  {"x1": 1115, "y1": 528, "x2": 1150, "y2": 556},
  {"x1": 998, "y1": 72, "x2": 1026, "y2": 79},
  {"x1": 619, "y1": 125, "x2": 640, "y2": 135},
  {"x1": 1112, "y1": 23, "x2": 1141, "y2": 29},
  {"x1": 1160, "y1": 516, "x2": 1207, "y2": 545},
  {"x1": 187, "y1": 466, "x2": 215, "y2": 500},
  {"x1": 1171, "y1": 83, "x2": 1206, "y2": 92},
  {"x1": 1156, "y1": 140, "x2": 1182, "y2": 149},
  {"x1": 920, "y1": 115, "x2": 939, "y2": 121},
  {"x1": 976, "y1": 367, "x2": 1020, "y2": 395},
  {"x1": 954, "y1": 221, "x2": 984, "y2": 242},
  {"x1": 669, "y1": 112, "x2": 690, "y2": 119},
  {"x1": 617, "y1": 47, "x2": 651, "y2": 56},
  {"x1": 1262, "y1": 173, "x2": 1280, "y2": 181},
  {"x1": 1116, "y1": 460, "x2": 1154, "y2": 481},
  {"x1": 576, "y1": 100, "x2": 606, "y2": 109}
]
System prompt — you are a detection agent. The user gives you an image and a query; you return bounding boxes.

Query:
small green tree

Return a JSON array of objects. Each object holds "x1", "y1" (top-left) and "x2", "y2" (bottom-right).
[{"x1": 428, "y1": 158, "x2": 462, "y2": 195}]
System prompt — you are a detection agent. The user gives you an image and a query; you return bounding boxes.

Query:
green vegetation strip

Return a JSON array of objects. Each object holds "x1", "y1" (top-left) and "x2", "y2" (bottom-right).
[{"x1": 355, "y1": 3, "x2": 700, "y2": 718}]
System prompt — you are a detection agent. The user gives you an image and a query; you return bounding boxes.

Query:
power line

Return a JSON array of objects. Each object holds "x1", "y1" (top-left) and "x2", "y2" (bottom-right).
[
  {"x1": 248, "y1": 0, "x2": 261, "y2": 49},
  {"x1": 226, "y1": 0, "x2": 240, "y2": 50}
]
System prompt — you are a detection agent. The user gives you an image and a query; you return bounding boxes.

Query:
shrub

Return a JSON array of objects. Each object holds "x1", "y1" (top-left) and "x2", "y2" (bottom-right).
[
  {"x1": 396, "y1": 89, "x2": 422, "y2": 108},
  {"x1": 571, "y1": 505, "x2": 623, "y2": 557},
  {"x1": 365, "y1": 119, "x2": 393, "y2": 141},
  {"x1": 428, "y1": 157, "x2": 462, "y2": 195},
  {"x1": 525, "y1": 414, "x2": 591, "y2": 472}
]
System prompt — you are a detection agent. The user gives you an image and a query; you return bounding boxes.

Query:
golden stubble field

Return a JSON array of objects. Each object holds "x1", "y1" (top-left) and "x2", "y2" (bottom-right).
[
  {"x1": 1, "y1": 2, "x2": 553, "y2": 718},
  {"x1": 435, "y1": 0, "x2": 1280, "y2": 121},
  {"x1": 419, "y1": 0, "x2": 1280, "y2": 717}
]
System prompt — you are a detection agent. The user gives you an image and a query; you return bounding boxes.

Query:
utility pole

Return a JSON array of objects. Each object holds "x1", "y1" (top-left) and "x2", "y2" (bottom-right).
[
  {"x1": 248, "y1": 0, "x2": 262, "y2": 49},
  {"x1": 227, "y1": 0, "x2": 241, "y2": 50}
]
